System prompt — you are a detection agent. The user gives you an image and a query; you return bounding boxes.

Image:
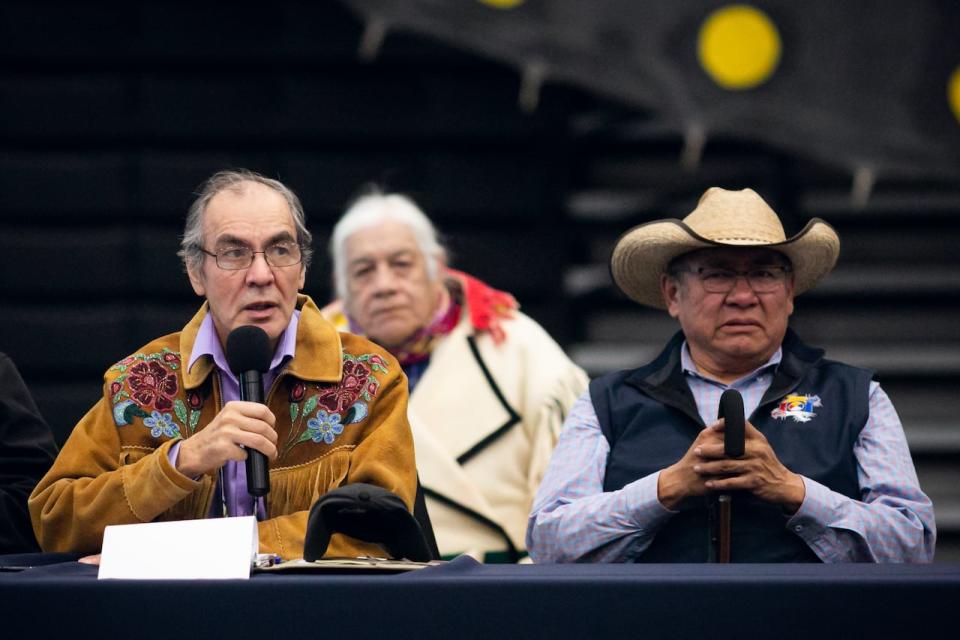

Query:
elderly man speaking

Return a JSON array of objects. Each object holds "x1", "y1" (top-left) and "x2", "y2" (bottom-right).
[
  {"x1": 527, "y1": 187, "x2": 935, "y2": 563},
  {"x1": 30, "y1": 170, "x2": 416, "y2": 560}
]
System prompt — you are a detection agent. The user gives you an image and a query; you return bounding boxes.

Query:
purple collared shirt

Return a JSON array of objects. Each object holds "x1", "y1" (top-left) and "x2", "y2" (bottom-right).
[{"x1": 170, "y1": 311, "x2": 300, "y2": 519}]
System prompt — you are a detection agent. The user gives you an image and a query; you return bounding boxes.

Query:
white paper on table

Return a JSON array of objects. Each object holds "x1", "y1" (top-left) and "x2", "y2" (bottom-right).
[{"x1": 98, "y1": 516, "x2": 258, "y2": 580}]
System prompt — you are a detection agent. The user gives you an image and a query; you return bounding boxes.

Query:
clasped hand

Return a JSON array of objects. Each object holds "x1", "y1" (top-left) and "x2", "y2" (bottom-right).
[
  {"x1": 657, "y1": 418, "x2": 805, "y2": 513},
  {"x1": 175, "y1": 401, "x2": 278, "y2": 478}
]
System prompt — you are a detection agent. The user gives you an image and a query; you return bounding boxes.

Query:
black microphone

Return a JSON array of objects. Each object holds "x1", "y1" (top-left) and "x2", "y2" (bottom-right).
[
  {"x1": 225, "y1": 325, "x2": 274, "y2": 497},
  {"x1": 715, "y1": 388, "x2": 745, "y2": 563},
  {"x1": 718, "y1": 388, "x2": 745, "y2": 458}
]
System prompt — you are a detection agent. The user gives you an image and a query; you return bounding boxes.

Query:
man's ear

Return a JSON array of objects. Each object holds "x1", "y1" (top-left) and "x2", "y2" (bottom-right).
[
  {"x1": 661, "y1": 273, "x2": 681, "y2": 319},
  {"x1": 430, "y1": 253, "x2": 447, "y2": 284},
  {"x1": 187, "y1": 265, "x2": 206, "y2": 297}
]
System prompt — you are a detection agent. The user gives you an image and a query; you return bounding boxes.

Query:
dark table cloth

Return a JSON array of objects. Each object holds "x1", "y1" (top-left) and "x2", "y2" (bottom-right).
[{"x1": 2, "y1": 553, "x2": 958, "y2": 639}]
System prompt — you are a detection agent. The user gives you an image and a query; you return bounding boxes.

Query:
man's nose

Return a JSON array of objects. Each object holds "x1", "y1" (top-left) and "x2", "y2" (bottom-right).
[
  {"x1": 725, "y1": 274, "x2": 758, "y2": 303},
  {"x1": 371, "y1": 264, "x2": 398, "y2": 294},
  {"x1": 245, "y1": 252, "x2": 275, "y2": 286}
]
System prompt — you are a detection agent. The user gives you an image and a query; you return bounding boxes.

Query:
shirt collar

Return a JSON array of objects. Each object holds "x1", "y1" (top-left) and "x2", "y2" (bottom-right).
[
  {"x1": 680, "y1": 340, "x2": 782, "y2": 386},
  {"x1": 188, "y1": 311, "x2": 300, "y2": 381}
]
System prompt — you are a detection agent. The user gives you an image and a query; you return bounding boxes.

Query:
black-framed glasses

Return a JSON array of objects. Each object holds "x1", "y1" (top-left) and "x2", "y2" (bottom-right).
[
  {"x1": 682, "y1": 265, "x2": 792, "y2": 293},
  {"x1": 201, "y1": 242, "x2": 303, "y2": 270}
]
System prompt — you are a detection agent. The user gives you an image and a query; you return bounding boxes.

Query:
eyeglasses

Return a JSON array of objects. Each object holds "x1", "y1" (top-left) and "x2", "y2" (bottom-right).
[
  {"x1": 201, "y1": 242, "x2": 303, "y2": 270},
  {"x1": 681, "y1": 266, "x2": 792, "y2": 293}
]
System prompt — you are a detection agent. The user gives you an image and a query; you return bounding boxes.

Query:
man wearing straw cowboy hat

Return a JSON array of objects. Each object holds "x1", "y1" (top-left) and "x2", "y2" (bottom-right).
[{"x1": 527, "y1": 187, "x2": 935, "y2": 563}]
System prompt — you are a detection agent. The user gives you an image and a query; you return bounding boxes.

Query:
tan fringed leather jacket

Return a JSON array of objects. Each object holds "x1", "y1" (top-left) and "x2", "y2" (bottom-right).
[{"x1": 29, "y1": 295, "x2": 416, "y2": 560}]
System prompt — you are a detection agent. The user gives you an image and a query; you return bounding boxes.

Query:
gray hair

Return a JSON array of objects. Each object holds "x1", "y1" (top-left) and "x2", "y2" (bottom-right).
[
  {"x1": 178, "y1": 169, "x2": 314, "y2": 273},
  {"x1": 330, "y1": 192, "x2": 447, "y2": 301}
]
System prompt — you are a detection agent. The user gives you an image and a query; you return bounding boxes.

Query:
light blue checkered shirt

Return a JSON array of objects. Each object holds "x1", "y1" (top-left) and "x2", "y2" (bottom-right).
[{"x1": 527, "y1": 342, "x2": 936, "y2": 563}]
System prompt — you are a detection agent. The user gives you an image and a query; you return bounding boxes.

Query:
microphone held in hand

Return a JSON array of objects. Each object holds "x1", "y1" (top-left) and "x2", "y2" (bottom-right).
[
  {"x1": 718, "y1": 389, "x2": 745, "y2": 458},
  {"x1": 715, "y1": 388, "x2": 745, "y2": 563},
  {"x1": 225, "y1": 325, "x2": 274, "y2": 498}
]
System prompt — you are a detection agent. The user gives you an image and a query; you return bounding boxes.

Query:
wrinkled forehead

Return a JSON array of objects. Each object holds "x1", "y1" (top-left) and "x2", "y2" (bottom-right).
[
  {"x1": 675, "y1": 247, "x2": 791, "y2": 269},
  {"x1": 204, "y1": 182, "x2": 295, "y2": 234},
  {"x1": 345, "y1": 219, "x2": 423, "y2": 262}
]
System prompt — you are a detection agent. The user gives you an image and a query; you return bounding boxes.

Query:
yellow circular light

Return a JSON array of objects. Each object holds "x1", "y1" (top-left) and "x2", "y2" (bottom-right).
[
  {"x1": 949, "y1": 66, "x2": 960, "y2": 124},
  {"x1": 478, "y1": 0, "x2": 526, "y2": 9},
  {"x1": 698, "y1": 4, "x2": 781, "y2": 90}
]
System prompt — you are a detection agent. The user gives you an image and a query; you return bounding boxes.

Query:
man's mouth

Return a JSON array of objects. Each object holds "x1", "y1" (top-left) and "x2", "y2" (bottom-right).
[
  {"x1": 244, "y1": 302, "x2": 277, "y2": 313},
  {"x1": 370, "y1": 306, "x2": 403, "y2": 317},
  {"x1": 722, "y1": 319, "x2": 761, "y2": 328}
]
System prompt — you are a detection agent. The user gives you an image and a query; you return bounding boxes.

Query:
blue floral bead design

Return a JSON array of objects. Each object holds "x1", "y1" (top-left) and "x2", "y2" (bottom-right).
[
  {"x1": 144, "y1": 411, "x2": 181, "y2": 439},
  {"x1": 306, "y1": 410, "x2": 343, "y2": 445}
]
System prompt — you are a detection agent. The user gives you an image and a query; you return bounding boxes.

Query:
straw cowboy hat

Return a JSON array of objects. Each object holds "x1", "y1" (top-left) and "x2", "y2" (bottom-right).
[{"x1": 610, "y1": 187, "x2": 840, "y2": 309}]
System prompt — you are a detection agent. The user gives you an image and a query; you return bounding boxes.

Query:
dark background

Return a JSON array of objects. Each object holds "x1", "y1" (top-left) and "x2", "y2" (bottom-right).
[{"x1": 1, "y1": 0, "x2": 957, "y2": 560}]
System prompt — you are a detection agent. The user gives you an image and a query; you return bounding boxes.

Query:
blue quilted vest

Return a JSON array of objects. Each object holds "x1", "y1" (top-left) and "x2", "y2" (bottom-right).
[{"x1": 590, "y1": 329, "x2": 872, "y2": 563}]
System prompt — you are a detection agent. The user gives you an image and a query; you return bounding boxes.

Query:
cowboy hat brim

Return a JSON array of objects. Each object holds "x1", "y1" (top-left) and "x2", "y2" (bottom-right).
[{"x1": 610, "y1": 217, "x2": 840, "y2": 309}]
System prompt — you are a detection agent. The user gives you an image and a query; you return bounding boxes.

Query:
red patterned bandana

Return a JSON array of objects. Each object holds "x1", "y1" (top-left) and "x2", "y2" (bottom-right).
[{"x1": 445, "y1": 268, "x2": 517, "y2": 346}]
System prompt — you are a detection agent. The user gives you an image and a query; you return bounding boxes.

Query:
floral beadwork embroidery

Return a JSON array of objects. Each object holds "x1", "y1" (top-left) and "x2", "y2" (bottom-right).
[
  {"x1": 317, "y1": 355, "x2": 386, "y2": 413},
  {"x1": 290, "y1": 382, "x2": 307, "y2": 403},
  {"x1": 283, "y1": 352, "x2": 387, "y2": 454},
  {"x1": 130, "y1": 361, "x2": 178, "y2": 410},
  {"x1": 305, "y1": 410, "x2": 343, "y2": 444},
  {"x1": 109, "y1": 348, "x2": 201, "y2": 439},
  {"x1": 144, "y1": 411, "x2": 181, "y2": 439},
  {"x1": 187, "y1": 390, "x2": 203, "y2": 410}
]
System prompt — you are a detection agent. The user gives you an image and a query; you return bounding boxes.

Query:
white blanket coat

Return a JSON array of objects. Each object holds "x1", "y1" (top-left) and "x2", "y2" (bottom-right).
[{"x1": 409, "y1": 310, "x2": 587, "y2": 561}]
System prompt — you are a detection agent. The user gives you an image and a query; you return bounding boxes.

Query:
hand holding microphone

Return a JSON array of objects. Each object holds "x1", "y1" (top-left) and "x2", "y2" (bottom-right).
[
  {"x1": 698, "y1": 390, "x2": 805, "y2": 510},
  {"x1": 174, "y1": 326, "x2": 277, "y2": 496},
  {"x1": 715, "y1": 389, "x2": 744, "y2": 563},
  {"x1": 225, "y1": 325, "x2": 274, "y2": 497},
  {"x1": 719, "y1": 389, "x2": 745, "y2": 458},
  {"x1": 658, "y1": 391, "x2": 802, "y2": 510}
]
